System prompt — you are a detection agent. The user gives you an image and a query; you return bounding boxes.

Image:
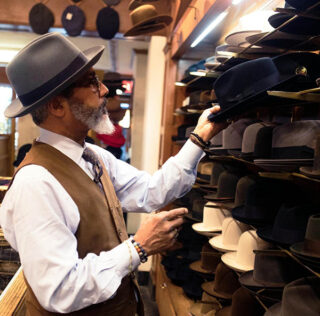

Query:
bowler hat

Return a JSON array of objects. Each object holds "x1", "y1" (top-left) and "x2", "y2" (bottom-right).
[
  {"x1": 201, "y1": 262, "x2": 240, "y2": 300},
  {"x1": 29, "y1": 3, "x2": 54, "y2": 35},
  {"x1": 209, "y1": 53, "x2": 320, "y2": 122},
  {"x1": 61, "y1": 5, "x2": 86, "y2": 37},
  {"x1": 124, "y1": 4, "x2": 172, "y2": 37},
  {"x1": 239, "y1": 250, "x2": 309, "y2": 289},
  {"x1": 257, "y1": 203, "x2": 319, "y2": 246},
  {"x1": 290, "y1": 214, "x2": 320, "y2": 259},
  {"x1": 265, "y1": 277, "x2": 320, "y2": 316},
  {"x1": 96, "y1": 6, "x2": 120, "y2": 39},
  {"x1": 5, "y1": 33, "x2": 104, "y2": 118}
]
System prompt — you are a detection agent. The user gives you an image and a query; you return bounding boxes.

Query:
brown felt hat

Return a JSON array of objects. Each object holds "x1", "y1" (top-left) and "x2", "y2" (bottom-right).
[{"x1": 124, "y1": 4, "x2": 172, "y2": 37}]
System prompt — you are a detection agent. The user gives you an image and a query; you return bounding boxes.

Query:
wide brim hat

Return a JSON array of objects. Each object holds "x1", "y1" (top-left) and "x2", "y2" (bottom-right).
[
  {"x1": 221, "y1": 252, "x2": 253, "y2": 273},
  {"x1": 189, "y1": 259, "x2": 219, "y2": 275},
  {"x1": 209, "y1": 235, "x2": 237, "y2": 253},
  {"x1": 201, "y1": 281, "x2": 233, "y2": 300},
  {"x1": 225, "y1": 30, "x2": 261, "y2": 47},
  {"x1": 246, "y1": 31, "x2": 320, "y2": 51},
  {"x1": 5, "y1": 33, "x2": 104, "y2": 118},
  {"x1": 208, "y1": 52, "x2": 320, "y2": 122},
  {"x1": 290, "y1": 242, "x2": 320, "y2": 259},
  {"x1": 192, "y1": 222, "x2": 222, "y2": 233},
  {"x1": 124, "y1": 4, "x2": 173, "y2": 37},
  {"x1": 268, "y1": 13, "x2": 320, "y2": 36}
]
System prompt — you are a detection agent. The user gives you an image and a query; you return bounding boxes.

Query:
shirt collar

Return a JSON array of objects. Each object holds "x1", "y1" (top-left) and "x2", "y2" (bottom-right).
[{"x1": 37, "y1": 128, "x2": 86, "y2": 164}]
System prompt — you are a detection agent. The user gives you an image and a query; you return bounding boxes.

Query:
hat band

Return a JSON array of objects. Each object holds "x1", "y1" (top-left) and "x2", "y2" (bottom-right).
[{"x1": 19, "y1": 54, "x2": 86, "y2": 107}]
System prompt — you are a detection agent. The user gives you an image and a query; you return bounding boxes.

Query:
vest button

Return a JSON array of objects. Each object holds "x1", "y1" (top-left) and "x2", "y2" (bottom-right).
[{"x1": 118, "y1": 229, "x2": 122, "y2": 237}]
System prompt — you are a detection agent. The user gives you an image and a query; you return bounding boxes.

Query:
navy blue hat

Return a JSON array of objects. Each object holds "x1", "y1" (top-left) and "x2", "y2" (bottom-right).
[
  {"x1": 29, "y1": 3, "x2": 54, "y2": 35},
  {"x1": 96, "y1": 7, "x2": 120, "y2": 40},
  {"x1": 61, "y1": 5, "x2": 86, "y2": 37},
  {"x1": 208, "y1": 52, "x2": 320, "y2": 122}
]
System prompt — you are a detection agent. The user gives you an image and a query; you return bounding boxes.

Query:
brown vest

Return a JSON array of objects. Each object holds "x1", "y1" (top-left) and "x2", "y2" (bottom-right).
[{"x1": 13, "y1": 141, "x2": 144, "y2": 316}]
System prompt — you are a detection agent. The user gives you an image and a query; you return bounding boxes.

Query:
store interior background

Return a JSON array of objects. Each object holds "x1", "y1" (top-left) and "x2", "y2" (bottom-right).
[{"x1": 0, "y1": 0, "x2": 284, "y2": 272}]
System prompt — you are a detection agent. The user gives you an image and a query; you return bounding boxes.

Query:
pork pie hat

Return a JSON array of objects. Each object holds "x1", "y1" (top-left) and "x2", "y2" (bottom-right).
[
  {"x1": 257, "y1": 203, "x2": 319, "y2": 246},
  {"x1": 215, "y1": 287, "x2": 264, "y2": 316},
  {"x1": 5, "y1": 33, "x2": 104, "y2": 118},
  {"x1": 61, "y1": 5, "x2": 86, "y2": 37},
  {"x1": 208, "y1": 52, "x2": 320, "y2": 122},
  {"x1": 96, "y1": 6, "x2": 120, "y2": 40},
  {"x1": 239, "y1": 250, "x2": 309, "y2": 290},
  {"x1": 29, "y1": 3, "x2": 54, "y2": 35},
  {"x1": 264, "y1": 277, "x2": 320, "y2": 316},
  {"x1": 124, "y1": 4, "x2": 172, "y2": 37}
]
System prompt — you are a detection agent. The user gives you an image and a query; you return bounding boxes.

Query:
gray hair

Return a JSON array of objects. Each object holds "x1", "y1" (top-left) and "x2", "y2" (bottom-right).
[{"x1": 30, "y1": 103, "x2": 50, "y2": 125}]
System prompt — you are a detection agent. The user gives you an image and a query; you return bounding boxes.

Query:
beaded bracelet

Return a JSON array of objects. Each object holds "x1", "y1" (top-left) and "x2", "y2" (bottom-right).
[
  {"x1": 130, "y1": 237, "x2": 148, "y2": 263},
  {"x1": 190, "y1": 132, "x2": 211, "y2": 148}
]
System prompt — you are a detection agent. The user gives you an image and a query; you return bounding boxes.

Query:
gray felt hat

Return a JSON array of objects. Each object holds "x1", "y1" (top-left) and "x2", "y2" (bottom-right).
[{"x1": 5, "y1": 33, "x2": 104, "y2": 118}]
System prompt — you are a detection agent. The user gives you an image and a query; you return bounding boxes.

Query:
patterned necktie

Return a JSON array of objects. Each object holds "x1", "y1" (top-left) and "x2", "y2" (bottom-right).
[{"x1": 82, "y1": 147, "x2": 103, "y2": 184}]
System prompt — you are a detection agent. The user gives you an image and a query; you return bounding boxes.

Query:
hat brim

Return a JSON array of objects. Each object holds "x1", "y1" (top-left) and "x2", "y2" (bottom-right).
[
  {"x1": 290, "y1": 242, "x2": 320, "y2": 259},
  {"x1": 192, "y1": 223, "x2": 222, "y2": 233},
  {"x1": 221, "y1": 252, "x2": 254, "y2": 272},
  {"x1": 225, "y1": 30, "x2": 261, "y2": 47},
  {"x1": 5, "y1": 45, "x2": 104, "y2": 118},
  {"x1": 124, "y1": 15, "x2": 173, "y2": 37},
  {"x1": 201, "y1": 281, "x2": 233, "y2": 300},
  {"x1": 299, "y1": 166, "x2": 320, "y2": 179},
  {"x1": 189, "y1": 260, "x2": 216, "y2": 275},
  {"x1": 239, "y1": 270, "x2": 286, "y2": 289},
  {"x1": 209, "y1": 235, "x2": 237, "y2": 253}
]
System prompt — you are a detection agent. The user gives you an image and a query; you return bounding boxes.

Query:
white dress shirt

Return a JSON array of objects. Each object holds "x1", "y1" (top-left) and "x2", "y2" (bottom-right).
[{"x1": 0, "y1": 128, "x2": 204, "y2": 313}]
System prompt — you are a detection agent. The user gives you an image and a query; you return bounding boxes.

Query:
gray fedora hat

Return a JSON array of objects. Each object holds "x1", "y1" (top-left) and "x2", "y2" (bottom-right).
[{"x1": 5, "y1": 33, "x2": 104, "y2": 118}]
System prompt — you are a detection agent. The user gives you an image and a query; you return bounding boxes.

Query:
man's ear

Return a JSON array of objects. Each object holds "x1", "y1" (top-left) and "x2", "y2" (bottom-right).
[{"x1": 47, "y1": 96, "x2": 67, "y2": 117}]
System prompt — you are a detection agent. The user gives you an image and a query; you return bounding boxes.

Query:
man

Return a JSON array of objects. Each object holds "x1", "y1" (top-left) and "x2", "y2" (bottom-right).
[{"x1": 0, "y1": 33, "x2": 224, "y2": 315}]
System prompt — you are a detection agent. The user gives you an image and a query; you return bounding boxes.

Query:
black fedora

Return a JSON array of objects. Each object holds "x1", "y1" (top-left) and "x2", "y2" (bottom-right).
[
  {"x1": 61, "y1": 5, "x2": 86, "y2": 37},
  {"x1": 268, "y1": 13, "x2": 320, "y2": 36},
  {"x1": 286, "y1": 0, "x2": 320, "y2": 10},
  {"x1": 96, "y1": 6, "x2": 120, "y2": 39},
  {"x1": 29, "y1": 3, "x2": 54, "y2": 35},
  {"x1": 208, "y1": 52, "x2": 320, "y2": 122},
  {"x1": 5, "y1": 33, "x2": 104, "y2": 118},
  {"x1": 257, "y1": 203, "x2": 319, "y2": 246},
  {"x1": 232, "y1": 179, "x2": 302, "y2": 227},
  {"x1": 239, "y1": 250, "x2": 309, "y2": 289}
]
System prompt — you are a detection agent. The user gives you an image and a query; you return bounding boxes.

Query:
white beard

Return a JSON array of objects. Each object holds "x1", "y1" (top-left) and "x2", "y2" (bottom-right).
[{"x1": 69, "y1": 98, "x2": 115, "y2": 135}]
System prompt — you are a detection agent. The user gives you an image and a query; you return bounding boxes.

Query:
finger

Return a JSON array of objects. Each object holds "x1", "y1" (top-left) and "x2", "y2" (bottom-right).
[
  {"x1": 168, "y1": 217, "x2": 184, "y2": 231},
  {"x1": 209, "y1": 105, "x2": 221, "y2": 114},
  {"x1": 165, "y1": 208, "x2": 188, "y2": 220}
]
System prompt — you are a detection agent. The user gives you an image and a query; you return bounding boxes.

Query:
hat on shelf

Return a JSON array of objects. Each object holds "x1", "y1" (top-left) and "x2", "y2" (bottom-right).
[
  {"x1": 61, "y1": 5, "x2": 86, "y2": 37},
  {"x1": 239, "y1": 250, "x2": 310, "y2": 290},
  {"x1": 225, "y1": 30, "x2": 262, "y2": 48},
  {"x1": 104, "y1": 0, "x2": 121, "y2": 5},
  {"x1": 201, "y1": 262, "x2": 241, "y2": 300},
  {"x1": 208, "y1": 119, "x2": 259, "y2": 156},
  {"x1": 189, "y1": 292, "x2": 221, "y2": 316},
  {"x1": 204, "y1": 171, "x2": 241, "y2": 202},
  {"x1": 182, "y1": 272, "x2": 205, "y2": 301},
  {"x1": 232, "y1": 179, "x2": 301, "y2": 227},
  {"x1": 228, "y1": 122, "x2": 277, "y2": 160},
  {"x1": 254, "y1": 120, "x2": 320, "y2": 172},
  {"x1": 197, "y1": 162, "x2": 215, "y2": 183},
  {"x1": 257, "y1": 203, "x2": 319, "y2": 246},
  {"x1": 264, "y1": 277, "x2": 320, "y2": 316},
  {"x1": 290, "y1": 214, "x2": 320, "y2": 260},
  {"x1": 208, "y1": 52, "x2": 320, "y2": 122},
  {"x1": 5, "y1": 33, "x2": 104, "y2": 118},
  {"x1": 221, "y1": 230, "x2": 271, "y2": 273},
  {"x1": 192, "y1": 202, "x2": 231, "y2": 234},
  {"x1": 128, "y1": 0, "x2": 158, "y2": 11},
  {"x1": 268, "y1": 12, "x2": 320, "y2": 36},
  {"x1": 198, "y1": 162, "x2": 225, "y2": 191},
  {"x1": 246, "y1": 31, "x2": 320, "y2": 51},
  {"x1": 172, "y1": 124, "x2": 195, "y2": 142},
  {"x1": 124, "y1": 4, "x2": 172, "y2": 37},
  {"x1": 285, "y1": 0, "x2": 320, "y2": 10},
  {"x1": 187, "y1": 90, "x2": 213, "y2": 114},
  {"x1": 185, "y1": 198, "x2": 207, "y2": 222},
  {"x1": 210, "y1": 130, "x2": 223, "y2": 148},
  {"x1": 189, "y1": 243, "x2": 222, "y2": 275},
  {"x1": 209, "y1": 217, "x2": 250, "y2": 252},
  {"x1": 300, "y1": 132, "x2": 320, "y2": 179},
  {"x1": 29, "y1": 3, "x2": 55, "y2": 35},
  {"x1": 215, "y1": 287, "x2": 265, "y2": 316},
  {"x1": 96, "y1": 6, "x2": 120, "y2": 39}
]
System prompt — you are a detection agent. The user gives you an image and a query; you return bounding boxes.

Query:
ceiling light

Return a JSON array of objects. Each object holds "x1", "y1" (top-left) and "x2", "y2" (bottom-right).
[{"x1": 191, "y1": 11, "x2": 228, "y2": 48}]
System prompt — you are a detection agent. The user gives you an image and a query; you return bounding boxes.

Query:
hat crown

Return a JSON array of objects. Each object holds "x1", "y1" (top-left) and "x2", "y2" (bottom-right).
[
  {"x1": 203, "y1": 204, "x2": 229, "y2": 228},
  {"x1": 234, "y1": 176, "x2": 256, "y2": 207},
  {"x1": 209, "y1": 162, "x2": 225, "y2": 186},
  {"x1": 216, "y1": 171, "x2": 240, "y2": 198},
  {"x1": 130, "y1": 4, "x2": 157, "y2": 25},
  {"x1": 222, "y1": 218, "x2": 250, "y2": 248},
  {"x1": 305, "y1": 214, "x2": 320, "y2": 241},
  {"x1": 214, "y1": 263, "x2": 240, "y2": 295},
  {"x1": 6, "y1": 33, "x2": 86, "y2": 98}
]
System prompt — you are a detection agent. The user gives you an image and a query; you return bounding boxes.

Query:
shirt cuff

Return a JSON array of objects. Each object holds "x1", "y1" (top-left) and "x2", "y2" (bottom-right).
[
  {"x1": 110, "y1": 240, "x2": 141, "y2": 279},
  {"x1": 174, "y1": 139, "x2": 205, "y2": 170}
]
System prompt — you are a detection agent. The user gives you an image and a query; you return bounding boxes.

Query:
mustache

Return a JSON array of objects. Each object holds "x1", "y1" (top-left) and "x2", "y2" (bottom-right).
[{"x1": 100, "y1": 98, "x2": 108, "y2": 115}]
